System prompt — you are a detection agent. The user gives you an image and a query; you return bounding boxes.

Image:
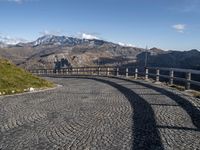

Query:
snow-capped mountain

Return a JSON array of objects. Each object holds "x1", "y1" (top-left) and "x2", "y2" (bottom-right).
[
  {"x1": 0, "y1": 34, "x2": 133, "y2": 48},
  {"x1": 0, "y1": 42, "x2": 7, "y2": 48},
  {"x1": 31, "y1": 35, "x2": 108, "y2": 47},
  {"x1": 0, "y1": 35, "x2": 26, "y2": 45}
]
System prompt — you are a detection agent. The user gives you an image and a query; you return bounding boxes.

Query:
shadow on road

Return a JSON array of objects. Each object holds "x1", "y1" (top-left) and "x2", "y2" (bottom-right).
[
  {"x1": 50, "y1": 76, "x2": 164, "y2": 150},
  {"x1": 112, "y1": 76, "x2": 200, "y2": 131}
]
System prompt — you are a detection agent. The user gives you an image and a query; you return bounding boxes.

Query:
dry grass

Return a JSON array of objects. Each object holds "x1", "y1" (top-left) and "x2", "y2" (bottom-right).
[{"x1": 0, "y1": 59, "x2": 54, "y2": 95}]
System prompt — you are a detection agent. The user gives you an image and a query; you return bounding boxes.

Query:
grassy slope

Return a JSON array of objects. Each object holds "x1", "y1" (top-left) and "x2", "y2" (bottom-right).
[{"x1": 0, "y1": 59, "x2": 53, "y2": 94}]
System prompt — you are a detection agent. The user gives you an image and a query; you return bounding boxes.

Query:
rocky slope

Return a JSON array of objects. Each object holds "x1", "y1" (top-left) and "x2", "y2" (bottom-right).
[
  {"x1": 0, "y1": 35, "x2": 150, "y2": 69},
  {"x1": 136, "y1": 49, "x2": 200, "y2": 70},
  {"x1": 0, "y1": 35, "x2": 199, "y2": 70}
]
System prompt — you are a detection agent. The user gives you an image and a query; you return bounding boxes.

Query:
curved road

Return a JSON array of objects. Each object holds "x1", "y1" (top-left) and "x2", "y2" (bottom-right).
[{"x1": 0, "y1": 77, "x2": 200, "y2": 150}]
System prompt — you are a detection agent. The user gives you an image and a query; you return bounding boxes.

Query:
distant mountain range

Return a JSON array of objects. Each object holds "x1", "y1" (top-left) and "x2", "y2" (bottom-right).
[
  {"x1": 0, "y1": 35, "x2": 199, "y2": 70},
  {"x1": 0, "y1": 35, "x2": 27, "y2": 46}
]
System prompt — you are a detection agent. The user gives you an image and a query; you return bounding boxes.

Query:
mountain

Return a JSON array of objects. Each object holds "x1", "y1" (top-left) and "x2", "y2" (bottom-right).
[
  {"x1": 140, "y1": 49, "x2": 200, "y2": 70},
  {"x1": 0, "y1": 34, "x2": 199, "y2": 71},
  {"x1": 0, "y1": 35, "x2": 148, "y2": 69},
  {"x1": 0, "y1": 35, "x2": 26, "y2": 45},
  {"x1": 0, "y1": 42, "x2": 7, "y2": 48},
  {"x1": 29, "y1": 35, "x2": 109, "y2": 47}
]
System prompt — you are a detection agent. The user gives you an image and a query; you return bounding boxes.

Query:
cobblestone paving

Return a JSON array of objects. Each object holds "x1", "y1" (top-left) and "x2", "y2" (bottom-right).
[{"x1": 0, "y1": 77, "x2": 199, "y2": 150}]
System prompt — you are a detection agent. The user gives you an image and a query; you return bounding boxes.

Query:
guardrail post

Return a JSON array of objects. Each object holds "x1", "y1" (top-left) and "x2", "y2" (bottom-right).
[
  {"x1": 106, "y1": 68, "x2": 108, "y2": 76},
  {"x1": 116, "y1": 68, "x2": 119, "y2": 76},
  {"x1": 156, "y1": 69, "x2": 160, "y2": 82},
  {"x1": 98, "y1": 67, "x2": 100, "y2": 76},
  {"x1": 169, "y1": 70, "x2": 174, "y2": 85},
  {"x1": 185, "y1": 72, "x2": 191, "y2": 90},
  {"x1": 135, "y1": 68, "x2": 138, "y2": 79},
  {"x1": 145, "y1": 68, "x2": 149, "y2": 80},
  {"x1": 66, "y1": 69, "x2": 68, "y2": 75},
  {"x1": 126, "y1": 68, "x2": 129, "y2": 77}
]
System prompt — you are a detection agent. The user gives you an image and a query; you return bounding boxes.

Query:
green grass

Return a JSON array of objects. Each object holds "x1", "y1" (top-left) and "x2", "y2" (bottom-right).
[{"x1": 0, "y1": 59, "x2": 54, "y2": 95}]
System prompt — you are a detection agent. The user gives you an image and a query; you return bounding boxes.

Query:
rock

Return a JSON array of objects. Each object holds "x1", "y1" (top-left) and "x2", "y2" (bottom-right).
[
  {"x1": 24, "y1": 89, "x2": 29, "y2": 92},
  {"x1": 29, "y1": 87, "x2": 35, "y2": 92}
]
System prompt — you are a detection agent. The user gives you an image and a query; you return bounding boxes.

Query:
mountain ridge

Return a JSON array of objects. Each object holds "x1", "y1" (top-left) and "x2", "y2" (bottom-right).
[{"x1": 0, "y1": 34, "x2": 199, "y2": 70}]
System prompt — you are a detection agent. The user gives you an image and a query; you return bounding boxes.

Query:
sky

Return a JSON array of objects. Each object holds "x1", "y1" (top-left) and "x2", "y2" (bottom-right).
[{"x1": 0, "y1": 0, "x2": 200, "y2": 50}]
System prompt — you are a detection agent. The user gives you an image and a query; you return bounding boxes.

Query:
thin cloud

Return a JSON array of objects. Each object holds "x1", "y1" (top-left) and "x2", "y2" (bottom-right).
[
  {"x1": 182, "y1": 0, "x2": 200, "y2": 13},
  {"x1": 1, "y1": 0, "x2": 37, "y2": 3},
  {"x1": 81, "y1": 33, "x2": 99, "y2": 40},
  {"x1": 77, "y1": 33, "x2": 100, "y2": 40},
  {"x1": 2, "y1": 0, "x2": 23, "y2": 3},
  {"x1": 118, "y1": 42, "x2": 135, "y2": 47},
  {"x1": 0, "y1": 34, "x2": 28, "y2": 44},
  {"x1": 39, "y1": 30, "x2": 63, "y2": 36},
  {"x1": 172, "y1": 24, "x2": 186, "y2": 33},
  {"x1": 170, "y1": 0, "x2": 200, "y2": 13}
]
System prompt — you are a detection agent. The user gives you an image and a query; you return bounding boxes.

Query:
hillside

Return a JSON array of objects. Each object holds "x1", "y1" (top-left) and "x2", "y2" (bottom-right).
[
  {"x1": 0, "y1": 35, "x2": 200, "y2": 70},
  {"x1": 0, "y1": 59, "x2": 53, "y2": 95},
  {"x1": 136, "y1": 49, "x2": 200, "y2": 70},
  {"x1": 0, "y1": 35, "x2": 156, "y2": 69}
]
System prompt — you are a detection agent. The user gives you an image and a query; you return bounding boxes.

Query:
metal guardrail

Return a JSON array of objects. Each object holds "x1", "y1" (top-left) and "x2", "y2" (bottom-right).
[
  {"x1": 145, "y1": 67, "x2": 200, "y2": 90},
  {"x1": 29, "y1": 66, "x2": 200, "y2": 91}
]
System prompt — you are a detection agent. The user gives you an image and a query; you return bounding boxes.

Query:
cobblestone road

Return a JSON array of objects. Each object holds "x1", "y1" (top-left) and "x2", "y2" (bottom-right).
[{"x1": 0, "y1": 76, "x2": 199, "y2": 150}]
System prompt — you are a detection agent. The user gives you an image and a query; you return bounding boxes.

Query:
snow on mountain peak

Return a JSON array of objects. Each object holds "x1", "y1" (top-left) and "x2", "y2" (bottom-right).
[{"x1": 0, "y1": 35, "x2": 27, "y2": 45}]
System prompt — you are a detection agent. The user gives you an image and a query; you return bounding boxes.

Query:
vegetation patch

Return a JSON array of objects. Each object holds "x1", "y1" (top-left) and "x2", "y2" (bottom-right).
[
  {"x1": 0, "y1": 59, "x2": 54, "y2": 95},
  {"x1": 185, "y1": 90, "x2": 200, "y2": 99},
  {"x1": 169, "y1": 84, "x2": 185, "y2": 91}
]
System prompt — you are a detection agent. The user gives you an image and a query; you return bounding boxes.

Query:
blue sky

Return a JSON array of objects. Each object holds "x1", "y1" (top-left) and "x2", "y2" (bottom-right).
[{"x1": 0, "y1": 0, "x2": 200, "y2": 50}]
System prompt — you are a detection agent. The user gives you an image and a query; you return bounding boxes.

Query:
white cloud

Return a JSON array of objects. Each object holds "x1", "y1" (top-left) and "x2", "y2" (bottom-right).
[
  {"x1": 0, "y1": 34, "x2": 27, "y2": 44},
  {"x1": 172, "y1": 24, "x2": 186, "y2": 33},
  {"x1": 4, "y1": 0, "x2": 23, "y2": 3},
  {"x1": 1, "y1": 0, "x2": 36, "y2": 3},
  {"x1": 118, "y1": 42, "x2": 135, "y2": 47},
  {"x1": 80, "y1": 33, "x2": 99, "y2": 40},
  {"x1": 39, "y1": 30, "x2": 62, "y2": 36},
  {"x1": 9, "y1": 0, "x2": 21, "y2": 2}
]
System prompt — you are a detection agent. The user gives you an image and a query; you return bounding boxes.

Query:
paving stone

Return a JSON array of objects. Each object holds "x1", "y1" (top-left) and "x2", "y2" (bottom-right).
[{"x1": 0, "y1": 77, "x2": 199, "y2": 150}]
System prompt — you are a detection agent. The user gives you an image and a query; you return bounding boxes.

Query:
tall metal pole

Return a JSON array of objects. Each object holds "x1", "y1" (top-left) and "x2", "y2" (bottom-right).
[{"x1": 144, "y1": 46, "x2": 148, "y2": 68}]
